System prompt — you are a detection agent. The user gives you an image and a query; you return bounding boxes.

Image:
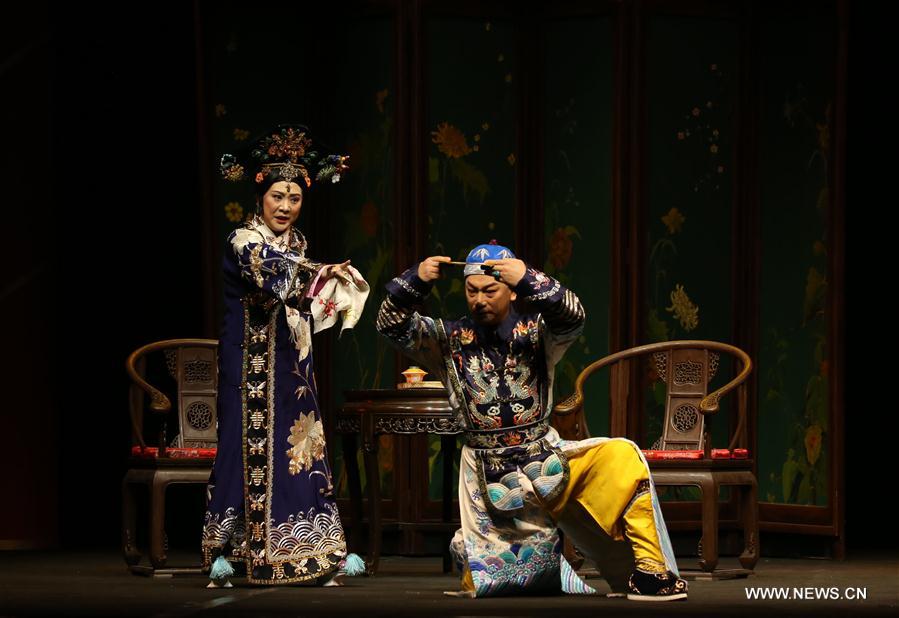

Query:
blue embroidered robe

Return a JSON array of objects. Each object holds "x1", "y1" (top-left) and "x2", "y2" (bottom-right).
[
  {"x1": 202, "y1": 222, "x2": 347, "y2": 585},
  {"x1": 376, "y1": 265, "x2": 679, "y2": 597}
]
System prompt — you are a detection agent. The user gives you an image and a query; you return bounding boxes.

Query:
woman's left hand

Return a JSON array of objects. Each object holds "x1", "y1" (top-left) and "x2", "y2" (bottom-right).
[{"x1": 322, "y1": 260, "x2": 353, "y2": 284}]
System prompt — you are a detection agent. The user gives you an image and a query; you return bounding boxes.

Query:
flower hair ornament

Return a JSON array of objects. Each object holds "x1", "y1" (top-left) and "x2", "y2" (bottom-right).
[{"x1": 220, "y1": 124, "x2": 349, "y2": 188}]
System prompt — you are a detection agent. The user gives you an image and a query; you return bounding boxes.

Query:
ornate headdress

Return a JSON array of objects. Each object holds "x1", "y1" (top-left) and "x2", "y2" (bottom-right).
[{"x1": 219, "y1": 124, "x2": 349, "y2": 188}]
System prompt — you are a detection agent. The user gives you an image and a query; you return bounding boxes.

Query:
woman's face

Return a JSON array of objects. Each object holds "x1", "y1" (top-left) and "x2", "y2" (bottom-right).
[{"x1": 261, "y1": 181, "x2": 303, "y2": 234}]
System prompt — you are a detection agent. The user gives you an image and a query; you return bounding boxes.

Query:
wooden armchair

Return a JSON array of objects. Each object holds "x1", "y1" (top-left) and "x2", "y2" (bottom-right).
[
  {"x1": 552, "y1": 340, "x2": 758, "y2": 578},
  {"x1": 122, "y1": 339, "x2": 218, "y2": 575}
]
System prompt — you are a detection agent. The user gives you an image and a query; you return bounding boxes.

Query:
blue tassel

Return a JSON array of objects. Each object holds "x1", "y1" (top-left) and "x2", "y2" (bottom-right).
[
  {"x1": 342, "y1": 553, "x2": 366, "y2": 576},
  {"x1": 210, "y1": 555, "x2": 235, "y2": 580}
]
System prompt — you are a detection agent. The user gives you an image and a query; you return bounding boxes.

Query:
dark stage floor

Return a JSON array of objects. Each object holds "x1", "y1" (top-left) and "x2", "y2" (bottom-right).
[{"x1": 1, "y1": 551, "x2": 897, "y2": 617}]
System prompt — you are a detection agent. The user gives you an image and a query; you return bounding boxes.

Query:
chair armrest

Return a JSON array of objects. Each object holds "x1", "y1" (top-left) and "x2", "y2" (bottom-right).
[
  {"x1": 554, "y1": 341, "x2": 753, "y2": 448},
  {"x1": 699, "y1": 349, "x2": 752, "y2": 415},
  {"x1": 125, "y1": 338, "x2": 217, "y2": 415},
  {"x1": 553, "y1": 392, "x2": 583, "y2": 417},
  {"x1": 125, "y1": 355, "x2": 172, "y2": 414}
]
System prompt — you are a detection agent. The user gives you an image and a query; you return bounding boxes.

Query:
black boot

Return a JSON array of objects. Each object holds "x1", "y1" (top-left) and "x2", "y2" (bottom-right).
[{"x1": 626, "y1": 569, "x2": 688, "y2": 601}]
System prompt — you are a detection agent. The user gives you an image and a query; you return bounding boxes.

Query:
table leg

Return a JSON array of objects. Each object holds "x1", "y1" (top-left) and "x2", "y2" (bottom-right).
[
  {"x1": 441, "y1": 435, "x2": 456, "y2": 573},
  {"x1": 363, "y1": 429, "x2": 381, "y2": 574},
  {"x1": 342, "y1": 432, "x2": 364, "y2": 555}
]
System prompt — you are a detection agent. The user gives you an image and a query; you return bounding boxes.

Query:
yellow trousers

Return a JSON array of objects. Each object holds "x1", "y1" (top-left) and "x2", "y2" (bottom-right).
[
  {"x1": 548, "y1": 439, "x2": 668, "y2": 574},
  {"x1": 456, "y1": 438, "x2": 670, "y2": 594}
]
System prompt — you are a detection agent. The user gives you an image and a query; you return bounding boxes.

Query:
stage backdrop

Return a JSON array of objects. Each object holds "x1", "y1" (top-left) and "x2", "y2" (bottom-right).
[{"x1": 197, "y1": 0, "x2": 845, "y2": 556}]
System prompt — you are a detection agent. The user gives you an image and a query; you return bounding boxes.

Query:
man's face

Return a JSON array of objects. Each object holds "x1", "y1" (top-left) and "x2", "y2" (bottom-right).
[{"x1": 465, "y1": 274, "x2": 516, "y2": 326}]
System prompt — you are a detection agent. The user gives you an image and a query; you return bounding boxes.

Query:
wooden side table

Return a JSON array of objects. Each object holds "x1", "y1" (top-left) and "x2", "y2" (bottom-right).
[{"x1": 337, "y1": 388, "x2": 462, "y2": 574}]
